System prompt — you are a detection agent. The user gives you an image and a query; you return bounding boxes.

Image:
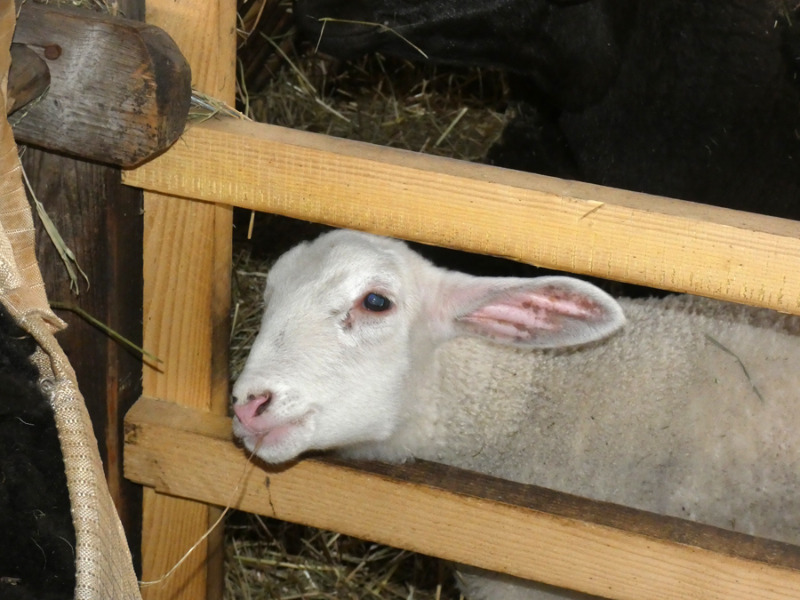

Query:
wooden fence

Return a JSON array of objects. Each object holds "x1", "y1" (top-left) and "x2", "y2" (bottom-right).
[{"x1": 122, "y1": 1, "x2": 800, "y2": 598}]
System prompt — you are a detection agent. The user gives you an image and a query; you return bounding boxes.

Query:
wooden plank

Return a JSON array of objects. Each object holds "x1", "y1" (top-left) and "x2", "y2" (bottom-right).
[
  {"x1": 11, "y1": 2, "x2": 190, "y2": 167},
  {"x1": 139, "y1": 0, "x2": 235, "y2": 598},
  {"x1": 123, "y1": 118, "x2": 800, "y2": 314},
  {"x1": 139, "y1": 142, "x2": 231, "y2": 598},
  {"x1": 124, "y1": 396, "x2": 800, "y2": 600}
]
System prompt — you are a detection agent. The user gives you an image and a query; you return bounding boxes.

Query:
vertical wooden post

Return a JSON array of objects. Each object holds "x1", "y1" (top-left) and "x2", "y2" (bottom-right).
[{"x1": 139, "y1": 0, "x2": 235, "y2": 598}]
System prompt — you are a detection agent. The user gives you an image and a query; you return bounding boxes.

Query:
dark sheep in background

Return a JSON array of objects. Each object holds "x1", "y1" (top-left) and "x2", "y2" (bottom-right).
[
  {"x1": 0, "y1": 303, "x2": 76, "y2": 600},
  {"x1": 294, "y1": 0, "x2": 800, "y2": 219}
]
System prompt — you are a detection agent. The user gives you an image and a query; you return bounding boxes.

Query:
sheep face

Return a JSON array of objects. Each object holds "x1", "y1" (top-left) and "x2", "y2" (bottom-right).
[
  {"x1": 232, "y1": 231, "x2": 426, "y2": 463},
  {"x1": 232, "y1": 230, "x2": 625, "y2": 464}
]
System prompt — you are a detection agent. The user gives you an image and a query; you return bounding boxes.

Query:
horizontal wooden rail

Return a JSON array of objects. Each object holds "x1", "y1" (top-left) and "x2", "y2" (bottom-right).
[
  {"x1": 124, "y1": 396, "x2": 800, "y2": 600},
  {"x1": 123, "y1": 118, "x2": 800, "y2": 314}
]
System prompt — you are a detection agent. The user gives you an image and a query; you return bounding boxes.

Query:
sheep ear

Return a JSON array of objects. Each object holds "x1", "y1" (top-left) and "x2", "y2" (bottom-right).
[{"x1": 447, "y1": 275, "x2": 625, "y2": 349}]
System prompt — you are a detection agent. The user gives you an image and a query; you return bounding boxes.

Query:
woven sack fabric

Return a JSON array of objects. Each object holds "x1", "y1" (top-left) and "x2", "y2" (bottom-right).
[{"x1": 1, "y1": 6, "x2": 143, "y2": 599}]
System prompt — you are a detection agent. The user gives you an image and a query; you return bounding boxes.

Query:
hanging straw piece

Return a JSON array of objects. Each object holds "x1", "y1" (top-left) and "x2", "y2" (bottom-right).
[
  {"x1": 138, "y1": 445, "x2": 261, "y2": 589},
  {"x1": 20, "y1": 161, "x2": 89, "y2": 295},
  {"x1": 315, "y1": 17, "x2": 429, "y2": 59},
  {"x1": 49, "y1": 301, "x2": 162, "y2": 366}
]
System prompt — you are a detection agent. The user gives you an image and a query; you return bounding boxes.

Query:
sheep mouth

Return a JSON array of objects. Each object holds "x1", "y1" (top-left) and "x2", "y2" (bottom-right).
[{"x1": 235, "y1": 412, "x2": 312, "y2": 449}]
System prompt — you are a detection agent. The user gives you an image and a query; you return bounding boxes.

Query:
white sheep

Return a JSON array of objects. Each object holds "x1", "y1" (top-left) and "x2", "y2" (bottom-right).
[{"x1": 232, "y1": 228, "x2": 800, "y2": 600}]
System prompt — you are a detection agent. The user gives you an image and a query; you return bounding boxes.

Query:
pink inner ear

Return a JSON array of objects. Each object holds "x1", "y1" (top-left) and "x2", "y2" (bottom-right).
[
  {"x1": 464, "y1": 292, "x2": 588, "y2": 334},
  {"x1": 466, "y1": 302, "x2": 561, "y2": 334},
  {"x1": 457, "y1": 285, "x2": 614, "y2": 345}
]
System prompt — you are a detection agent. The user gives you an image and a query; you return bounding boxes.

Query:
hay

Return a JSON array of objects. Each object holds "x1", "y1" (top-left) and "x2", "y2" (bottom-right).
[
  {"x1": 235, "y1": 0, "x2": 509, "y2": 161},
  {"x1": 228, "y1": 2, "x2": 512, "y2": 598},
  {"x1": 29, "y1": 0, "x2": 122, "y2": 16},
  {"x1": 225, "y1": 513, "x2": 460, "y2": 600},
  {"x1": 240, "y1": 47, "x2": 509, "y2": 162}
]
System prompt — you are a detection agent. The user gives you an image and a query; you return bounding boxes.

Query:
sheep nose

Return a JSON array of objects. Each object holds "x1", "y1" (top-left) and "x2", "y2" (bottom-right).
[{"x1": 233, "y1": 392, "x2": 273, "y2": 424}]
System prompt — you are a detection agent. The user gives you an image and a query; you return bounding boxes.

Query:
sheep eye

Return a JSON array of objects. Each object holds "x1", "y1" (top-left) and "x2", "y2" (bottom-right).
[{"x1": 363, "y1": 292, "x2": 391, "y2": 312}]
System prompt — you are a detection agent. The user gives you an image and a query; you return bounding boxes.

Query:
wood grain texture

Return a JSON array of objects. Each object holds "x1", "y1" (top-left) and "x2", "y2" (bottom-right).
[
  {"x1": 139, "y1": 0, "x2": 235, "y2": 598},
  {"x1": 11, "y1": 2, "x2": 190, "y2": 166},
  {"x1": 124, "y1": 118, "x2": 800, "y2": 314},
  {"x1": 138, "y1": 124, "x2": 224, "y2": 600},
  {"x1": 125, "y1": 396, "x2": 800, "y2": 600}
]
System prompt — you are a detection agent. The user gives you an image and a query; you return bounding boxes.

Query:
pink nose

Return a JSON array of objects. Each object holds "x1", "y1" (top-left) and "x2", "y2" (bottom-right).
[{"x1": 233, "y1": 392, "x2": 272, "y2": 427}]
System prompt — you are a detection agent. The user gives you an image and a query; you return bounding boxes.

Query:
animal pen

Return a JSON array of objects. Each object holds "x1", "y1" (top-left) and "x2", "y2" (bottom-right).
[
  {"x1": 5, "y1": 0, "x2": 800, "y2": 598},
  {"x1": 117, "y1": 1, "x2": 800, "y2": 599}
]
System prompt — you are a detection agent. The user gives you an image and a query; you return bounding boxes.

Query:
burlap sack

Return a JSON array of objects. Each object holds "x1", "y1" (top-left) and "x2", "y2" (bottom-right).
[{"x1": 1, "y1": 6, "x2": 142, "y2": 599}]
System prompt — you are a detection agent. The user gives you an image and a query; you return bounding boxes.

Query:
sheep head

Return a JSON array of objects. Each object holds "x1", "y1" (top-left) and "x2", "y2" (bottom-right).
[{"x1": 232, "y1": 229, "x2": 625, "y2": 464}]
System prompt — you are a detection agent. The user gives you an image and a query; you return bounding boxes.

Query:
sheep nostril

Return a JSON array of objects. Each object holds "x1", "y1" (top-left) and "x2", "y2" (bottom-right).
[{"x1": 254, "y1": 391, "x2": 272, "y2": 416}]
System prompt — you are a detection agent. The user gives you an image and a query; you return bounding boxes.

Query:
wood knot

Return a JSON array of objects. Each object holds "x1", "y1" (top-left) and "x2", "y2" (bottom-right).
[{"x1": 43, "y1": 44, "x2": 62, "y2": 60}]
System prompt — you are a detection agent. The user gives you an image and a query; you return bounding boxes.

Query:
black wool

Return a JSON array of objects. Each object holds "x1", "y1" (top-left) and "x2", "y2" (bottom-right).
[
  {"x1": 0, "y1": 303, "x2": 76, "y2": 600},
  {"x1": 294, "y1": 0, "x2": 800, "y2": 220}
]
